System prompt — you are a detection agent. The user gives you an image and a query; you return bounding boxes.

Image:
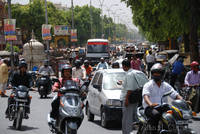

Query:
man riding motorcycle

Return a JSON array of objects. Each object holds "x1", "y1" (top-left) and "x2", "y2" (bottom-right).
[
  {"x1": 38, "y1": 60, "x2": 54, "y2": 75},
  {"x1": 142, "y1": 63, "x2": 182, "y2": 132},
  {"x1": 48, "y1": 64, "x2": 83, "y2": 125},
  {"x1": 5, "y1": 61, "x2": 33, "y2": 118},
  {"x1": 184, "y1": 61, "x2": 200, "y2": 113}
]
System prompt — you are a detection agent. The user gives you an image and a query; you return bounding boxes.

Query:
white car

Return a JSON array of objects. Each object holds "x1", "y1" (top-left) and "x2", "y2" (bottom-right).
[{"x1": 85, "y1": 68, "x2": 148, "y2": 128}]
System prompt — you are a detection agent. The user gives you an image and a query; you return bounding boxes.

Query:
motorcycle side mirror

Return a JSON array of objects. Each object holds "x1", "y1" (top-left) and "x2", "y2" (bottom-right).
[{"x1": 93, "y1": 84, "x2": 101, "y2": 91}]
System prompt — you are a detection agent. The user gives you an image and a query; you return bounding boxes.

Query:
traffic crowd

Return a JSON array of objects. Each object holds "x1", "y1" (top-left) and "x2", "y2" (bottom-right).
[{"x1": 0, "y1": 46, "x2": 199, "y2": 134}]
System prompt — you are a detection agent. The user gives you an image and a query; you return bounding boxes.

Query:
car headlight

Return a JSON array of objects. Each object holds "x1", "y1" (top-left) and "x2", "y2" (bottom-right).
[{"x1": 106, "y1": 99, "x2": 122, "y2": 107}]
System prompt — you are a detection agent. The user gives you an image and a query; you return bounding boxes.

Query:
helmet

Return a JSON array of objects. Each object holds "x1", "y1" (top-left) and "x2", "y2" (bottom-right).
[
  {"x1": 19, "y1": 61, "x2": 27, "y2": 69},
  {"x1": 84, "y1": 60, "x2": 89, "y2": 66},
  {"x1": 112, "y1": 62, "x2": 120, "y2": 68},
  {"x1": 61, "y1": 64, "x2": 72, "y2": 76},
  {"x1": 74, "y1": 60, "x2": 81, "y2": 68},
  {"x1": 43, "y1": 60, "x2": 49, "y2": 66},
  {"x1": 190, "y1": 61, "x2": 199, "y2": 71},
  {"x1": 151, "y1": 63, "x2": 165, "y2": 82}
]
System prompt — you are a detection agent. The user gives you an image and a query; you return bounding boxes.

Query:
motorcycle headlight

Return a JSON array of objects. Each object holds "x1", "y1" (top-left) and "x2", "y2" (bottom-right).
[
  {"x1": 106, "y1": 99, "x2": 122, "y2": 107},
  {"x1": 17, "y1": 91, "x2": 27, "y2": 98}
]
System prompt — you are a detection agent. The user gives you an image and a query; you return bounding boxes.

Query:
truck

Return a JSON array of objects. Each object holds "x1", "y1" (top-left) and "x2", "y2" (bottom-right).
[{"x1": 86, "y1": 39, "x2": 110, "y2": 65}]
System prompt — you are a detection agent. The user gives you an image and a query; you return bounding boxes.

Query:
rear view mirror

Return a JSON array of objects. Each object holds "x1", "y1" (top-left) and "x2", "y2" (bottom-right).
[{"x1": 93, "y1": 84, "x2": 101, "y2": 91}]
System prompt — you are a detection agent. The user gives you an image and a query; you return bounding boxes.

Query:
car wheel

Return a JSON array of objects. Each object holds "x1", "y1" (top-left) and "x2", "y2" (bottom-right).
[
  {"x1": 87, "y1": 104, "x2": 94, "y2": 121},
  {"x1": 101, "y1": 109, "x2": 108, "y2": 128}
]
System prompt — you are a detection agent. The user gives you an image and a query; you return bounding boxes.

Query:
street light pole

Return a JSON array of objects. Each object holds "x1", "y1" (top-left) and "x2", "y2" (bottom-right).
[
  {"x1": 7, "y1": 0, "x2": 14, "y2": 70},
  {"x1": 71, "y1": 0, "x2": 74, "y2": 29},
  {"x1": 98, "y1": 0, "x2": 104, "y2": 38}
]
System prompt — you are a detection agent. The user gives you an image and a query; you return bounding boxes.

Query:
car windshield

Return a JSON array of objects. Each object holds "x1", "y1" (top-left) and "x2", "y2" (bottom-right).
[{"x1": 103, "y1": 72, "x2": 126, "y2": 90}]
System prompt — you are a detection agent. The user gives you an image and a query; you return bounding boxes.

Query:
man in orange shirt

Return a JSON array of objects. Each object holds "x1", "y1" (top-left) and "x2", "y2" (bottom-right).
[{"x1": 83, "y1": 60, "x2": 93, "y2": 76}]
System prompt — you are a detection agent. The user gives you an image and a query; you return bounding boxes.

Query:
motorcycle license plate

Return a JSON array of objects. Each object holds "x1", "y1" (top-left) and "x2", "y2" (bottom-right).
[
  {"x1": 16, "y1": 99, "x2": 28, "y2": 102},
  {"x1": 176, "y1": 120, "x2": 188, "y2": 125}
]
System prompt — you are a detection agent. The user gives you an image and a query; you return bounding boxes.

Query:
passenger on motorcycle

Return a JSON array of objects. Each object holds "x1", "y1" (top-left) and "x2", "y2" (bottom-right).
[
  {"x1": 83, "y1": 60, "x2": 93, "y2": 76},
  {"x1": 49, "y1": 64, "x2": 81, "y2": 123},
  {"x1": 38, "y1": 60, "x2": 54, "y2": 75},
  {"x1": 5, "y1": 61, "x2": 33, "y2": 118},
  {"x1": 184, "y1": 61, "x2": 200, "y2": 112},
  {"x1": 142, "y1": 63, "x2": 182, "y2": 130},
  {"x1": 72, "y1": 59, "x2": 86, "y2": 80}
]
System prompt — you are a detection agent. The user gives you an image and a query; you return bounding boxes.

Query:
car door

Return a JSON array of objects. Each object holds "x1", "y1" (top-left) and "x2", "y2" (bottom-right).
[
  {"x1": 93, "y1": 73, "x2": 103, "y2": 116},
  {"x1": 88, "y1": 72, "x2": 100, "y2": 114}
]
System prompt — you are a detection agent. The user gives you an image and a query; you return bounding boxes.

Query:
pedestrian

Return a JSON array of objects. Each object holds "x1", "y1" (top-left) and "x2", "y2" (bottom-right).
[
  {"x1": 131, "y1": 54, "x2": 141, "y2": 71},
  {"x1": 119, "y1": 59, "x2": 147, "y2": 134},
  {"x1": 0, "y1": 58, "x2": 9, "y2": 97},
  {"x1": 170, "y1": 57, "x2": 184, "y2": 89},
  {"x1": 146, "y1": 50, "x2": 155, "y2": 77}
]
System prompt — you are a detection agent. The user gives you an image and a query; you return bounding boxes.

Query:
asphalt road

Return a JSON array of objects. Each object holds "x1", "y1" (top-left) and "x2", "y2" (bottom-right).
[{"x1": 0, "y1": 90, "x2": 199, "y2": 134}]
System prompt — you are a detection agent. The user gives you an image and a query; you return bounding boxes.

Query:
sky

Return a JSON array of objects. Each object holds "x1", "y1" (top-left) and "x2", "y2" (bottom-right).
[{"x1": 12, "y1": 0, "x2": 137, "y2": 31}]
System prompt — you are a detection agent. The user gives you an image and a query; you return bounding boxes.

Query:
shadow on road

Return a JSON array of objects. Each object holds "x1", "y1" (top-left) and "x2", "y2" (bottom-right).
[
  {"x1": 8, "y1": 125, "x2": 39, "y2": 131},
  {"x1": 92, "y1": 120, "x2": 122, "y2": 130}
]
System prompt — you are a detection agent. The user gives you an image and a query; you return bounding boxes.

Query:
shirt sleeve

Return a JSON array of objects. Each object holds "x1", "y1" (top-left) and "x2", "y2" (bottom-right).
[
  {"x1": 165, "y1": 82, "x2": 178, "y2": 99},
  {"x1": 184, "y1": 72, "x2": 190, "y2": 85},
  {"x1": 142, "y1": 82, "x2": 150, "y2": 96}
]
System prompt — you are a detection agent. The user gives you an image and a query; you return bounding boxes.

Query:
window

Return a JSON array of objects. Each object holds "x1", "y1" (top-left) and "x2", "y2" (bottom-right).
[
  {"x1": 91, "y1": 72, "x2": 100, "y2": 85},
  {"x1": 97, "y1": 74, "x2": 103, "y2": 85}
]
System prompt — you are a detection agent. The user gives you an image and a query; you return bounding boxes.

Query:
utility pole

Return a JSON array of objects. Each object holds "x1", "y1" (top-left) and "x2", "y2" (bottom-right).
[
  {"x1": 90, "y1": 0, "x2": 93, "y2": 38},
  {"x1": 71, "y1": 0, "x2": 74, "y2": 47},
  {"x1": 7, "y1": 0, "x2": 14, "y2": 70},
  {"x1": 44, "y1": 0, "x2": 49, "y2": 62},
  {"x1": 98, "y1": 0, "x2": 104, "y2": 38}
]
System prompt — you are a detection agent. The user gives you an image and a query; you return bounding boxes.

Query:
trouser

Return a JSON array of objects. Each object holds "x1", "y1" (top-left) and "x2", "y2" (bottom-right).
[
  {"x1": 0, "y1": 83, "x2": 7, "y2": 95},
  {"x1": 122, "y1": 101, "x2": 138, "y2": 134},
  {"x1": 144, "y1": 105, "x2": 169, "y2": 127},
  {"x1": 191, "y1": 87, "x2": 200, "y2": 113},
  {"x1": 50, "y1": 95, "x2": 60, "y2": 119},
  {"x1": 170, "y1": 73, "x2": 178, "y2": 89}
]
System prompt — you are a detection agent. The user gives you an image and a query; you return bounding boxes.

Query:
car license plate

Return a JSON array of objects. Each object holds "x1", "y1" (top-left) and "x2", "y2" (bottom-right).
[
  {"x1": 16, "y1": 99, "x2": 28, "y2": 102},
  {"x1": 176, "y1": 120, "x2": 188, "y2": 125}
]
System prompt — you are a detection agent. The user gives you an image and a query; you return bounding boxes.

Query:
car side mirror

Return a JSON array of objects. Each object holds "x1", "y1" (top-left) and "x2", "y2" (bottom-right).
[{"x1": 93, "y1": 84, "x2": 101, "y2": 91}]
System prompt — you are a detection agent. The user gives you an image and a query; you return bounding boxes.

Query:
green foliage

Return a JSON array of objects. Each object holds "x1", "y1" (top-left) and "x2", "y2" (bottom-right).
[{"x1": 5, "y1": 43, "x2": 20, "y2": 52}]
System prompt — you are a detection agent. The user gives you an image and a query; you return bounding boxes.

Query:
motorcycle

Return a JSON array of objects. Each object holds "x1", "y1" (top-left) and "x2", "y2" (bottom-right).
[
  {"x1": 36, "y1": 72, "x2": 52, "y2": 98},
  {"x1": 7, "y1": 85, "x2": 32, "y2": 130},
  {"x1": 48, "y1": 79, "x2": 84, "y2": 134},
  {"x1": 135, "y1": 91, "x2": 196, "y2": 134}
]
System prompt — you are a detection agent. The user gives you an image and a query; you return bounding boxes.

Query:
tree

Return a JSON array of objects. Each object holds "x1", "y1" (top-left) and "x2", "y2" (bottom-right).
[
  {"x1": 121, "y1": 0, "x2": 199, "y2": 62},
  {"x1": 5, "y1": 43, "x2": 20, "y2": 52}
]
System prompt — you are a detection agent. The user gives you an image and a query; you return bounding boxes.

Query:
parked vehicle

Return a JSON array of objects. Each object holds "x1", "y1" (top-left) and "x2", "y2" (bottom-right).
[
  {"x1": 36, "y1": 72, "x2": 52, "y2": 98},
  {"x1": 136, "y1": 91, "x2": 196, "y2": 134},
  {"x1": 48, "y1": 79, "x2": 84, "y2": 134},
  {"x1": 86, "y1": 69, "x2": 128, "y2": 127},
  {"x1": 7, "y1": 85, "x2": 32, "y2": 130}
]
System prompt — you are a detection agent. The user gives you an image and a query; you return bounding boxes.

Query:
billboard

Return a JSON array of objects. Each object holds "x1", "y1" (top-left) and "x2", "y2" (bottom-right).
[
  {"x1": 54, "y1": 25, "x2": 70, "y2": 36},
  {"x1": 42, "y1": 24, "x2": 52, "y2": 40},
  {"x1": 71, "y1": 29, "x2": 77, "y2": 42},
  {"x1": 4, "y1": 19, "x2": 17, "y2": 41}
]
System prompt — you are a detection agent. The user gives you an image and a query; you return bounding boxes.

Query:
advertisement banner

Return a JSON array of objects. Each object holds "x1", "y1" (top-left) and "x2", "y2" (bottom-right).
[
  {"x1": 42, "y1": 24, "x2": 52, "y2": 40},
  {"x1": 71, "y1": 29, "x2": 77, "y2": 42},
  {"x1": 4, "y1": 19, "x2": 17, "y2": 41},
  {"x1": 54, "y1": 25, "x2": 69, "y2": 35}
]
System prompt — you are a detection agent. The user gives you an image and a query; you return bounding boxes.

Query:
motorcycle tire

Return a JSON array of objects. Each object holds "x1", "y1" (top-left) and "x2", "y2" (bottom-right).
[{"x1": 16, "y1": 107, "x2": 23, "y2": 130}]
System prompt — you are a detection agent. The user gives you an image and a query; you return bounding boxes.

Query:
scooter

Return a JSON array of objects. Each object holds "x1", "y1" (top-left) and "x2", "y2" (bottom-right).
[
  {"x1": 135, "y1": 91, "x2": 196, "y2": 134},
  {"x1": 48, "y1": 79, "x2": 84, "y2": 134},
  {"x1": 7, "y1": 85, "x2": 32, "y2": 130},
  {"x1": 36, "y1": 72, "x2": 52, "y2": 98}
]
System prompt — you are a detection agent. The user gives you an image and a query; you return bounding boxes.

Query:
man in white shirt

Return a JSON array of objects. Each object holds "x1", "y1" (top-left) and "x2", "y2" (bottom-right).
[
  {"x1": 146, "y1": 50, "x2": 155, "y2": 77},
  {"x1": 143, "y1": 63, "x2": 182, "y2": 129},
  {"x1": 72, "y1": 59, "x2": 86, "y2": 80},
  {"x1": 120, "y1": 59, "x2": 148, "y2": 134}
]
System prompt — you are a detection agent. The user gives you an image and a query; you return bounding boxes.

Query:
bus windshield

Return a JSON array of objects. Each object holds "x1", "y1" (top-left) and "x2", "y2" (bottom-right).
[{"x1": 87, "y1": 42, "x2": 108, "y2": 53}]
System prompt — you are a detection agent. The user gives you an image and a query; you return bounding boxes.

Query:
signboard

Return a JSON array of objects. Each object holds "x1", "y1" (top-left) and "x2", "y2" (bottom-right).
[
  {"x1": 4, "y1": 19, "x2": 17, "y2": 41},
  {"x1": 71, "y1": 29, "x2": 77, "y2": 42},
  {"x1": 42, "y1": 24, "x2": 52, "y2": 40},
  {"x1": 54, "y1": 25, "x2": 69, "y2": 35}
]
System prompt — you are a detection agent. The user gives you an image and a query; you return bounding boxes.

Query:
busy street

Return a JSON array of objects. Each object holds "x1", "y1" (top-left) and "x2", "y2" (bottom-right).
[{"x1": 0, "y1": 0, "x2": 200, "y2": 134}]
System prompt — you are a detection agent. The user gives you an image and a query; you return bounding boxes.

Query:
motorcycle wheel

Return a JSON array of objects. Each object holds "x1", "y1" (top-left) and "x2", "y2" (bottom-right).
[{"x1": 16, "y1": 107, "x2": 23, "y2": 130}]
